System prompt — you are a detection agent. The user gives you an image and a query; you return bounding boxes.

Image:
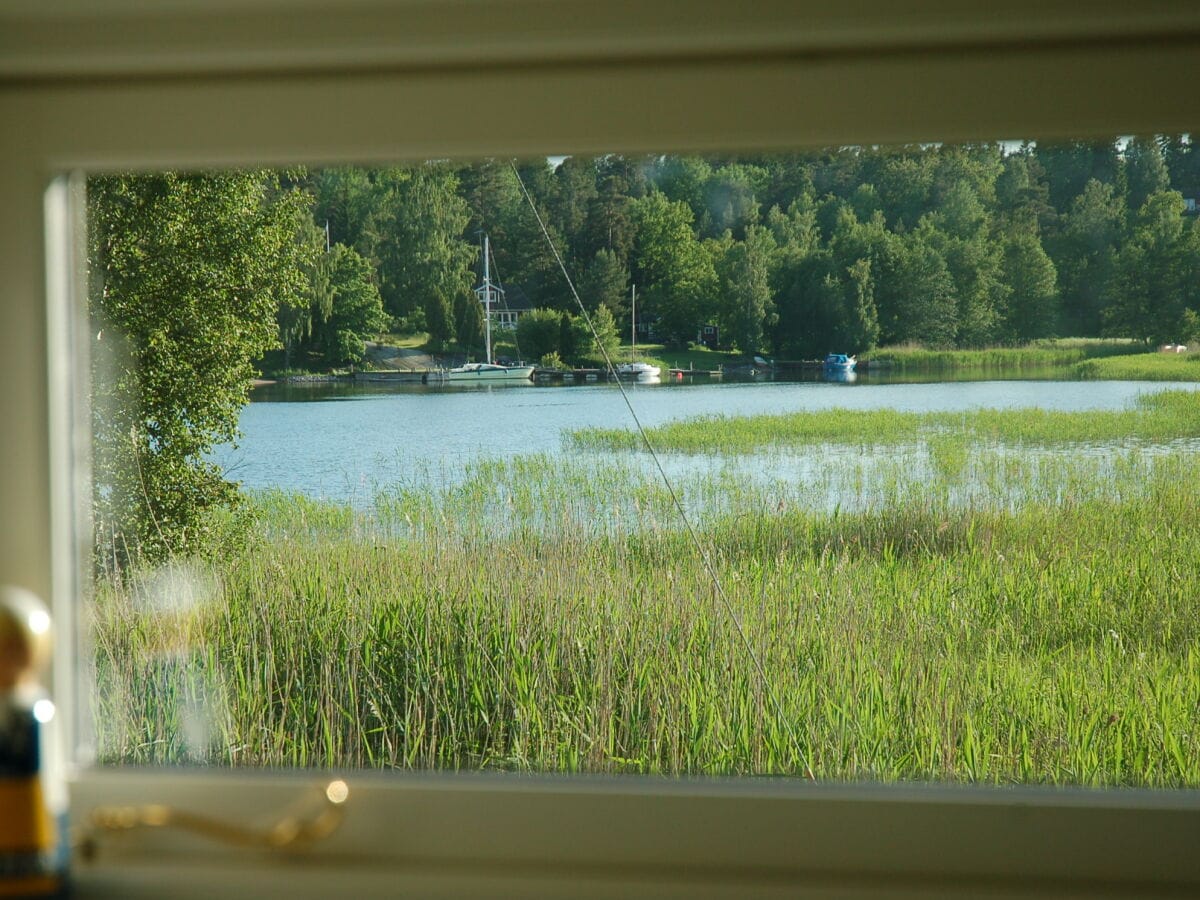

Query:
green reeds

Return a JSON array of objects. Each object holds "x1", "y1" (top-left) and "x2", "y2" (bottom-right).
[
  {"x1": 865, "y1": 339, "x2": 1136, "y2": 371},
  {"x1": 92, "y1": 441, "x2": 1200, "y2": 787},
  {"x1": 1075, "y1": 351, "x2": 1200, "y2": 382},
  {"x1": 569, "y1": 389, "x2": 1200, "y2": 453}
]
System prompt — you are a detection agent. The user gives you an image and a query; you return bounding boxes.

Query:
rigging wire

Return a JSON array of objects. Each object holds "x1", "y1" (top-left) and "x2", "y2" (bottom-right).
[
  {"x1": 483, "y1": 237, "x2": 525, "y2": 363},
  {"x1": 509, "y1": 160, "x2": 814, "y2": 780}
]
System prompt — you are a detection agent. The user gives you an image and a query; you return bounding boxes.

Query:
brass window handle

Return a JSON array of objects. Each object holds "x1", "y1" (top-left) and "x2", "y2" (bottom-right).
[{"x1": 81, "y1": 779, "x2": 349, "y2": 857}]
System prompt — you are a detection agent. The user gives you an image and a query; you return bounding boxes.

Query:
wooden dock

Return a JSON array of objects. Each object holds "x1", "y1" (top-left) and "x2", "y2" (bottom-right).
[
  {"x1": 669, "y1": 367, "x2": 722, "y2": 381},
  {"x1": 532, "y1": 366, "x2": 727, "y2": 383},
  {"x1": 354, "y1": 370, "x2": 433, "y2": 384},
  {"x1": 769, "y1": 358, "x2": 886, "y2": 371},
  {"x1": 350, "y1": 360, "x2": 881, "y2": 387},
  {"x1": 534, "y1": 368, "x2": 604, "y2": 382}
]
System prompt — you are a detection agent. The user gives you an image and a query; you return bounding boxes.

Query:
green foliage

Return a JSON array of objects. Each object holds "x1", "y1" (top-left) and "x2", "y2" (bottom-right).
[
  {"x1": 423, "y1": 293, "x2": 455, "y2": 351},
  {"x1": 578, "y1": 247, "x2": 629, "y2": 318},
  {"x1": 715, "y1": 225, "x2": 776, "y2": 353},
  {"x1": 1052, "y1": 179, "x2": 1125, "y2": 336},
  {"x1": 774, "y1": 246, "x2": 873, "y2": 358},
  {"x1": 1124, "y1": 136, "x2": 1172, "y2": 212},
  {"x1": 558, "y1": 311, "x2": 577, "y2": 362},
  {"x1": 878, "y1": 224, "x2": 958, "y2": 347},
  {"x1": 927, "y1": 187, "x2": 1008, "y2": 347},
  {"x1": 577, "y1": 303, "x2": 621, "y2": 363},
  {"x1": 85, "y1": 142, "x2": 1200, "y2": 556},
  {"x1": 876, "y1": 153, "x2": 934, "y2": 227},
  {"x1": 88, "y1": 171, "x2": 316, "y2": 568},
  {"x1": 309, "y1": 244, "x2": 388, "y2": 365},
  {"x1": 539, "y1": 351, "x2": 566, "y2": 370},
  {"x1": 277, "y1": 218, "x2": 331, "y2": 369},
  {"x1": 391, "y1": 308, "x2": 427, "y2": 335},
  {"x1": 1163, "y1": 134, "x2": 1200, "y2": 200},
  {"x1": 514, "y1": 306, "x2": 619, "y2": 365},
  {"x1": 303, "y1": 140, "x2": 1200, "y2": 362},
  {"x1": 452, "y1": 289, "x2": 485, "y2": 357},
  {"x1": 1000, "y1": 228, "x2": 1059, "y2": 341},
  {"x1": 1035, "y1": 139, "x2": 1120, "y2": 210},
  {"x1": 312, "y1": 165, "x2": 474, "y2": 319},
  {"x1": 631, "y1": 191, "x2": 718, "y2": 346},
  {"x1": 515, "y1": 309, "x2": 564, "y2": 362},
  {"x1": 1105, "y1": 191, "x2": 1200, "y2": 345}
]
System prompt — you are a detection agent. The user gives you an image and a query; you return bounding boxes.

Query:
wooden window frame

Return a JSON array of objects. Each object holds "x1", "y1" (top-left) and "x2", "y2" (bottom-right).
[{"x1": 2, "y1": 3, "x2": 1200, "y2": 895}]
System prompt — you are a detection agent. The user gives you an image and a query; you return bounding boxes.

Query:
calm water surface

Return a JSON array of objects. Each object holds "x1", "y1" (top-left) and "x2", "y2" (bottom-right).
[{"x1": 212, "y1": 378, "x2": 1199, "y2": 503}]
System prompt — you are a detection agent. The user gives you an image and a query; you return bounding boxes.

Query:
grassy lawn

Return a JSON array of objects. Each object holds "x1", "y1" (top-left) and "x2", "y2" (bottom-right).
[{"x1": 379, "y1": 331, "x2": 432, "y2": 350}]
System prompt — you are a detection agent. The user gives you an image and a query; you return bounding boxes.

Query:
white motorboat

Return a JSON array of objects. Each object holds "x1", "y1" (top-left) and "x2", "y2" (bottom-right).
[
  {"x1": 614, "y1": 361, "x2": 661, "y2": 378},
  {"x1": 823, "y1": 353, "x2": 857, "y2": 372}
]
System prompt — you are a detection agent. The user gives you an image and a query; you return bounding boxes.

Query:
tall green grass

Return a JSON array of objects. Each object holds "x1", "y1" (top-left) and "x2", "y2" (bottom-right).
[
  {"x1": 569, "y1": 389, "x2": 1200, "y2": 453},
  {"x1": 93, "y1": 441, "x2": 1200, "y2": 787},
  {"x1": 865, "y1": 339, "x2": 1137, "y2": 371},
  {"x1": 1075, "y1": 351, "x2": 1200, "y2": 382}
]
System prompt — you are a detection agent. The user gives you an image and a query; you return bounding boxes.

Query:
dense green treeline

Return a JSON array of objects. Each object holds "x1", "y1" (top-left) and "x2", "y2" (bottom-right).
[
  {"x1": 86, "y1": 137, "x2": 1200, "y2": 563},
  {"x1": 295, "y1": 138, "x2": 1200, "y2": 364}
]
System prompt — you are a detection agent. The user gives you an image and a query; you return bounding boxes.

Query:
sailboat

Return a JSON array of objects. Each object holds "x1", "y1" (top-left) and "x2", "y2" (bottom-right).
[
  {"x1": 443, "y1": 235, "x2": 535, "y2": 382},
  {"x1": 614, "y1": 285, "x2": 661, "y2": 380}
]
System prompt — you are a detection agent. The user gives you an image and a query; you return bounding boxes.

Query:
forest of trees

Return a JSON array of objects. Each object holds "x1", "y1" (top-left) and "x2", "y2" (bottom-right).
[
  {"x1": 290, "y1": 138, "x2": 1200, "y2": 365},
  {"x1": 87, "y1": 137, "x2": 1200, "y2": 562}
]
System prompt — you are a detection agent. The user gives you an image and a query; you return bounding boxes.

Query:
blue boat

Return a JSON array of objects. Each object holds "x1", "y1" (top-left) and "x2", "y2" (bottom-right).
[{"x1": 823, "y1": 353, "x2": 857, "y2": 372}]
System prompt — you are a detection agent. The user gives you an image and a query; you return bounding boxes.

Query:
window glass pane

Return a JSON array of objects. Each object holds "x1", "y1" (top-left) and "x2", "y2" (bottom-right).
[{"x1": 86, "y1": 142, "x2": 1200, "y2": 785}]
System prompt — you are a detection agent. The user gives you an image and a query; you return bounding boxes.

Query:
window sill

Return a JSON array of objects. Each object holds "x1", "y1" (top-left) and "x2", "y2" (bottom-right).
[{"x1": 70, "y1": 769, "x2": 1200, "y2": 898}]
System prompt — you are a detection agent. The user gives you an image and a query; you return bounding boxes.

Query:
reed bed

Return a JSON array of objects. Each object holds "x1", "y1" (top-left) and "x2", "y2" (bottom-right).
[
  {"x1": 92, "y1": 434, "x2": 1200, "y2": 787},
  {"x1": 569, "y1": 389, "x2": 1200, "y2": 453},
  {"x1": 865, "y1": 340, "x2": 1135, "y2": 371},
  {"x1": 1075, "y1": 352, "x2": 1200, "y2": 382}
]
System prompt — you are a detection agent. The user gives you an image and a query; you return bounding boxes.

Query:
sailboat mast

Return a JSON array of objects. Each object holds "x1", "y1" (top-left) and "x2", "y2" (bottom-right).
[
  {"x1": 631, "y1": 284, "x2": 636, "y2": 354},
  {"x1": 483, "y1": 234, "x2": 493, "y2": 364}
]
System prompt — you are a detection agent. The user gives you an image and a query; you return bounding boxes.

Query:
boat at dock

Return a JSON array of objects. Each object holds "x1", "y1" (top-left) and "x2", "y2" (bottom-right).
[
  {"x1": 823, "y1": 353, "x2": 857, "y2": 383},
  {"x1": 434, "y1": 361, "x2": 534, "y2": 382},
  {"x1": 618, "y1": 285, "x2": 661, "y2": 379},
  {"x1": 823, "y1": 353, "x2": 857, "y2": 372},
  {"x1": 614, "y1": 361, "x2": 661, "y2": 379},
  {"x1": 442, "y1": 234, "x2": 534, "y2": 383}
]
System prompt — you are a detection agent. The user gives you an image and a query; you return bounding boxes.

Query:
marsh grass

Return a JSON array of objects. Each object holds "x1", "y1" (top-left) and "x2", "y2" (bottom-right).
[
  {"x1": 92, "y1": 430, "x2": 1200, "y2": 787},
  {"x1": 569, "y1": 389, "x2": 1200, "y2": 453},
  {"x1": 866, "y1": 339, "x2": 1137, "y2": 371},
  {"x1": 1075, "y1": 352, "x2": 1200, "y2": 382}
]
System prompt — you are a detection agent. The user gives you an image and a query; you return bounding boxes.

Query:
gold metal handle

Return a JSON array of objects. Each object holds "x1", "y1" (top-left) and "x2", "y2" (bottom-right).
[{"x1": 80, "y1": 779, "x2": 350, "y2": 859}]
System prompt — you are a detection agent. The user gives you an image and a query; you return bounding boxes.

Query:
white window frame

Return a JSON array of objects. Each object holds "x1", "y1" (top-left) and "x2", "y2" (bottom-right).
[{"x1": 3, "y1": 2, "x2": 1200, "y2": 896}]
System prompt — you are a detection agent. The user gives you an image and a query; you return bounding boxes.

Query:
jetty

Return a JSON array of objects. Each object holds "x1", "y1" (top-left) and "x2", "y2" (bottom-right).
[
  {"x1": 769, "y1": 358, "x2": 887, "y2": 372},
  {"x1": 354, "y1": 370, "x2": 431, "y2": 384},
  {"x1": 668, "y1": 367, "x2": 721, "y2": 381},
  {"x1": 534, "y1": 368, "x2": 604, "y2": 383}
]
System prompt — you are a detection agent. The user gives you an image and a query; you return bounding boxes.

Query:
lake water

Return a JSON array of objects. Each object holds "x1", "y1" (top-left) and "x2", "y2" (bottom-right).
[{"x1": 213, "y1": 376, "x2": 1200, "y2": 504}]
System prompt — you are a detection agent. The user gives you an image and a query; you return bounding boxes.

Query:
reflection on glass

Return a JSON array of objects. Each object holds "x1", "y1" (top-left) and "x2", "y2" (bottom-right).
[{"x1": 88, "y1": 141, "x2": 1200, "y2": 785}]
